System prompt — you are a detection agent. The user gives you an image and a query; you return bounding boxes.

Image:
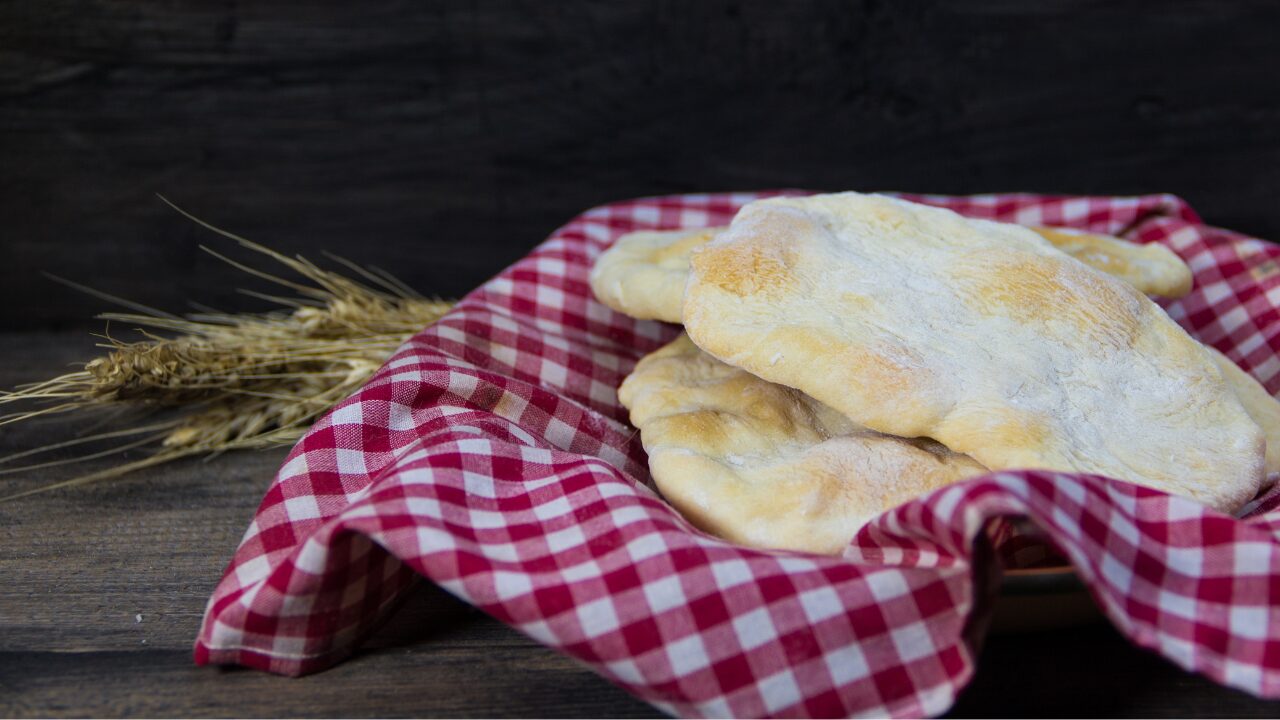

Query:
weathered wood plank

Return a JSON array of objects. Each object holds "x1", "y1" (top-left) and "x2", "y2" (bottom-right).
[
  {"x1": 0, "y1": 646, "x2": 657, "y2": 718},
  {"x1": 2, "y1": 0, "x2": 1279, "y2": 330},
  {"x1": 5, "y1": 329, "x2": 1280, "y2": 716},
  {"x1": 0, "y1": 332, "x2": 516, "y2": 653},
  {"x1": 0, "y1": 329, "x2": 659, "y2": 716}
]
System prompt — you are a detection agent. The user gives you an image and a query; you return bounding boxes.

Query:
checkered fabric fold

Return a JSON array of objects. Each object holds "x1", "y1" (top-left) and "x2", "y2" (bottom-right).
[{"x1": 195, "y1": 191, "x2": 1280, "y2": 718}]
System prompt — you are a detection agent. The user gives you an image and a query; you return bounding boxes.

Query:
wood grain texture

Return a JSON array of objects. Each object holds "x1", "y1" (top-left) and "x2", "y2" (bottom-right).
[
  {"x1": 2, "y1": 330, "x2": 1280, "y2": 716},
  {"x1": 0, "y1": 330, "x2": 654, "y2": 717},
  {"x1": 0, "y1": 645, "x2": 656, "y2": 718},
  {"x1": 3, "y1": 0, "x2": 1280, "y2": 329},
  {"x1": 4, "y1": 3, "x2": 1280, "y2": 711}
]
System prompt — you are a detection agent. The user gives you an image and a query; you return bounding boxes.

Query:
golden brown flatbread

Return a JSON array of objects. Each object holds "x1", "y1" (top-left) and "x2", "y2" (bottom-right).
[
  {"x1": 618, "y1": 334, "x2": 988, "y2": 554},
  {"x1": 588, "y1": 228, "x2": 720, "y2": 322},
  {"x1": 589, "y1": 219, "x2": 1191, "y2": 324},
  {"x1": 1032, "y1": 225, "x2": 1191, "y2": 299},
  {"x1": 1207, "y1": 346, "x2": 1280, "y2": 480},
  {"x1": 682, "y1": 192, "x2": 1265, "y2": 513}
]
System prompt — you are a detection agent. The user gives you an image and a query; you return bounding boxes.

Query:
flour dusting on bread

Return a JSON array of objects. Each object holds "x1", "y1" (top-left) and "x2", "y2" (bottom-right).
[{"x1": 682, "y1": 193, "x2": 1264, "y2": 513}]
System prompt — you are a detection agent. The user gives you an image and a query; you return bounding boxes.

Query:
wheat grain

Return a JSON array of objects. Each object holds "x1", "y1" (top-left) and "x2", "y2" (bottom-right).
[{"x1": 0, "y1": 201, "x2": 453, "y2": 500}]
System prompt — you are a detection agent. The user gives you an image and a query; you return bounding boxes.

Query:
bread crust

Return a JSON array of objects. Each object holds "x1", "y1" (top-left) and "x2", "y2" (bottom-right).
[
  {"x1": 588, "y1": 218, "x2": 1191, "y2": 325},
  {"x1": 683, "y1": 193, "x2": 1265, "y2": 512},
  {"x1": 589, "y1": 228, "x2": 720, "y2": 322},
  {"x1": 618, "y1": 334, "x2": 988, "y2": 554},
  {"x1": 1207, "y1": 346, "x2": 1280, "y2": 481},
  {"x1": 1031, "y1": 226, "x2": 1192, "y2": 299}
]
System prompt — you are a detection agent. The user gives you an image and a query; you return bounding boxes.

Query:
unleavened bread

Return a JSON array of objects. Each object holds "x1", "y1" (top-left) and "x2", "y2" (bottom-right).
[
  {"x1": 592, "y1": 220, "x2": 1273, "y2": 479},
  {"x1": 618, "y1": 334, "x2": 988, "y2": 554},
  {"x1": 1031, "y1": 225, "x2": 1191, "y2": 299},
  {"x1": 682, "y1": 192, "x2": 1266, "y2": 512},
  {"x1": 589, "y1": 228, "x2": 720, "y2": 322},
  {"x1": 1207, "y1": 346, "x2": 1280, "y2": 481},
  {"x1": 590, "y1": 218, "x2": 1190, "y2": 324}
]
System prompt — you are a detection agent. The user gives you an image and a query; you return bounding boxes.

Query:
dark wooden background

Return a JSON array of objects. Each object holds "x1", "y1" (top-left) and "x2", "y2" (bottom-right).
[
  {"x1": 5, "y1": 1, "x2": 1280, "y2": 717},
  {"x1": 3, "y1": 0, "x2": 1280, "y2": 330}
]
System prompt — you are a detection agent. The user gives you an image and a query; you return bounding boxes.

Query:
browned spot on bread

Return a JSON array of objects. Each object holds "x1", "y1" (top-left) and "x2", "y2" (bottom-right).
[
  {"x1": 849, "y1": 346, "x2": 923, "y2": 399},
  {"x1": 764, "y1": 325, "x2": 941, "y2": 435},
  {"x1": 653, "y1": 411, "x2": 732, "y2": 452},
  {"x1": 937, "y1": 406, "x2": 1052, "y2": 467},
  {"x1": 1033, "y1": 226, "x2": 1140, "y2": 274},
  {"x1": 986, "y1": 409, "x2": 1051, "y2": 456},
  {"x1": 963, "y1": 252, "x2": 1143, "y2": 341},
  {"x1": 650, "y1": 229, "x2": 717, "y2": 264},
  {"x1": 1032, "y1": 226, "x2": 1192, "y2": 298},
  {"x1": 692, "y1": 241, "x2": 795, "y2": 299},
  {"x1": 690, "y1": 205, "x2": 823, "y2": 299}
]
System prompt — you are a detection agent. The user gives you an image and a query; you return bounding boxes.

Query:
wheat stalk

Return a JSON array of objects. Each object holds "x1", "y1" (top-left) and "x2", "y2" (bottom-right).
[{"x1": 0, "y1": 198, "x2": 453, "y2": 500}]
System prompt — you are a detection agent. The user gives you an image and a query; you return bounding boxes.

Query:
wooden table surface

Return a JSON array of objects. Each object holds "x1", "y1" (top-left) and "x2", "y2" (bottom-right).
[
  {"x1": 1, "y1": 330, "x2": 1279, "y2": 717},
  {"x1": 6, "y1": 0, "x2": 1280, "y2": 332},
  {"x1": 6, "y1": 1, "x2": 1280, "y2": 715}
]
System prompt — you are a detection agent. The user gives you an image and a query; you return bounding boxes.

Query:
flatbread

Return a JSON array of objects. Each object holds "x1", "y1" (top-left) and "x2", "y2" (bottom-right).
[
  {"x1": 589, "y1": 228, "x2": 720, "y2": 322},
  {"x1": 682, "y1": 192, "x2": 1265, "y2": 513},
  {"x1": 1207, "y1": 346, "x2": 1280, "y2": 480},
  {"x1": 589, "y1": 219, "x2": 1191, "y2": 324},
  {"x1": 618, "y1": 334, "x2": 988, "y2": 554},
  {"x1": 591, "y1": 212, "x2": 1262, "y2": 486},
  {"x1": 1032, "y1": 226, "x2": 1192, "y2": 299}
]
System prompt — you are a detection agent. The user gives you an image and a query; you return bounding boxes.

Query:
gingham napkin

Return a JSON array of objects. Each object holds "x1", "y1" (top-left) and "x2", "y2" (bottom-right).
[{"x1": 195, "y1": 191, "x2": 1280, "y2": 718}]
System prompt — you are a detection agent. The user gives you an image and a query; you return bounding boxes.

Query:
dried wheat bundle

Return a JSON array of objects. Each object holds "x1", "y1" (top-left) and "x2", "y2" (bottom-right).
[{"x1": 0, "y1": 200, "x2": 453, "y2": 500}]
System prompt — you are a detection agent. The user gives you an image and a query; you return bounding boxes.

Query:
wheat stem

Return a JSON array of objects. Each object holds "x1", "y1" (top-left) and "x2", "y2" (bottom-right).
[{"x1": 0, "y1": 201, "x2": 453, "y2": 500}]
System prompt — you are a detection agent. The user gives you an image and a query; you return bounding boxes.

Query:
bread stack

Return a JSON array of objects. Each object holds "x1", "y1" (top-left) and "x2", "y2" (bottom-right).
[{"x1": 591, "y1": 192, "x2": 1278, "y2": 554}]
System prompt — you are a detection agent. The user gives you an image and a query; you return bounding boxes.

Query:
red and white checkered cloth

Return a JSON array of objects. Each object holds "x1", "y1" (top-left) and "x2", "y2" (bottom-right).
[{"x1": 195, "y1": 191, "x2": 1280, "y2": 717}]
